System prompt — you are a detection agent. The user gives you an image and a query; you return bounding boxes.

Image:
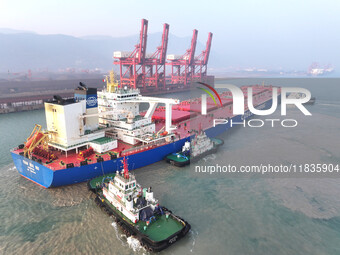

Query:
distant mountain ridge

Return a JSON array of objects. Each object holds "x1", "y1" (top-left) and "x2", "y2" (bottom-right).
[
  {"x1": 1, "y1": 28, "x2": 338, "y2": 74},
  {"x1": 0, "y1": 29, "x2": 216, "y2": 72},
  {"x1": 0, "y1": 28, "x2": 37, "y2": 34}
]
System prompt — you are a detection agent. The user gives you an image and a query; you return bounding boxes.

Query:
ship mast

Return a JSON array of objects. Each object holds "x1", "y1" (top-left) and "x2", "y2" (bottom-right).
[
  {"x1": 105, "y1": 71, "x2": 119, "y2": 93},
  {"x1": 123, "y1": 157, "x2": 129, "y2": 179}
]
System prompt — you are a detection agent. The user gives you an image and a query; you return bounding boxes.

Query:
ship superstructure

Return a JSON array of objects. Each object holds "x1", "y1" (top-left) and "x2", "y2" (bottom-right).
[
  {"x1": 165, "y1": 131, "x2": 223, "y2": 167},
  {"x1": 36, "y1": 72, "x2": 179, "y2": 160},
  {"x1": 103, "y1": 157, "x2": 158, "y2": 223},
  {"x1": 97, "y1": 72, "x2": 179, "y2": 146},
  {"x1": 190, "y1": 131, "x2": 214, "y2": 158},
  {"x1": 44, "y1": 85, "x2": 106, "y2": 156}
]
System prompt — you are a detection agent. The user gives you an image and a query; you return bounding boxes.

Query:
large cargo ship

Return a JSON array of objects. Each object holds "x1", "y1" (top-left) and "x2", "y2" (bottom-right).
[{"x1": 11, "y1": 72, "x2": 279, "y2": 188}]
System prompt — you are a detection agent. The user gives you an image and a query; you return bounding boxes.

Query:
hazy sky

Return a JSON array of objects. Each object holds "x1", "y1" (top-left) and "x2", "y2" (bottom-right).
[
  {"x1": 1, "y1": 0, "x2": 339, "y2": 38},
  {"x1": 1, "y1": 0, "x2": 339, "y2": 70}
]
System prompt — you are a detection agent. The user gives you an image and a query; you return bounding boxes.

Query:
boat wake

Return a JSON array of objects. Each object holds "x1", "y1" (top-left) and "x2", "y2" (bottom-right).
[
  {"x1": 189, "y1": 229, "x2": 199, "y2": 253},
  {"x1": 127, "y1": 236, "x2": 145, "y2": 253},
  {"x1": 1, "y1": 163, "x2": 16, "y2": 172},
  {"x1": 111, "y1": 221, "x2": 147, "y2": 254},
  {"x1": 111, "y1": 222, "x2": 127, "y2": 246},
  {"x1": 318, "y1": 103, "x2": 340, "y2": 107},
  {"x1": 7, "y1": 165, "x2": 16, "y2": 171},
  {"x1": 202, "y1": 154, "x2": 216, "y2": 162}
]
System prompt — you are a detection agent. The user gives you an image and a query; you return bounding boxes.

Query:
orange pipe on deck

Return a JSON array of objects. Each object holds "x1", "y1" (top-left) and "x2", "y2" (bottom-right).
[{"x1": 25, "y1": 132, "x2": 44, "y2": 148}]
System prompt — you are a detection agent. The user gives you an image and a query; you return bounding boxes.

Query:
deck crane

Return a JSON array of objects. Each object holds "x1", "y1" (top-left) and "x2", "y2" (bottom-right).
[{"x1": 23, "y1": 124, "x2": 50, "y2": 159}]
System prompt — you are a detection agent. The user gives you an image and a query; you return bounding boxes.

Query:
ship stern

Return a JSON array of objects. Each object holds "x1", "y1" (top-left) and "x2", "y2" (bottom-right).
[{"x1": 11, "y1": 151, "x2": 54, "y2": 188}]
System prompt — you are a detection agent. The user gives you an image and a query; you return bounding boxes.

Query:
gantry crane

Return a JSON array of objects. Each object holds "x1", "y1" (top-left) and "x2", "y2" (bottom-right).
[
  {"x1": 167, "y1": 29, "x2": 198, "y2": 86},
  {"x1": 144, "y1": 23, "x2": 170, "y2": 89},
  {"x1": 113, "y1": 19, "x2": 214, "y2": 92},
  {"x1": 114, "y1": 19, "x2": 148, "y2": 89},
  {"x1": 193, "y1": 32, "x2": 213, "y2": 82}
]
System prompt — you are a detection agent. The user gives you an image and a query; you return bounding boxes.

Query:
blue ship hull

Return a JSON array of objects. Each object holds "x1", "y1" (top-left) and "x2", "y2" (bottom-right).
[{"x1": 11, "y1": 98, "x2": 275, "y2": 188}]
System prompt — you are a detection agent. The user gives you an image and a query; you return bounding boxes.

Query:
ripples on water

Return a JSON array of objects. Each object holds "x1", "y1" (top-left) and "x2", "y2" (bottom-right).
[{"x1": 1, "y1": 79, "x2": 340, "y2": 254}]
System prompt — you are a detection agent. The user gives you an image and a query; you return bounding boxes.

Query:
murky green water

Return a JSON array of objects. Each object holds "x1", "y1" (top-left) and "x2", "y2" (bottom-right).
[{"x1": 1, "y1": 78, "x2": 340, "y2": 254}]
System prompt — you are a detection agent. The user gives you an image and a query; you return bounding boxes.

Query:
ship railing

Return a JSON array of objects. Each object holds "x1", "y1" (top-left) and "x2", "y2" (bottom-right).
[
  {"x1": 48, "y1": 137, "x2": 182, "y2": 170},
  {"x1": 121, "y1": 137, "x2": 179, "y2": 156}
]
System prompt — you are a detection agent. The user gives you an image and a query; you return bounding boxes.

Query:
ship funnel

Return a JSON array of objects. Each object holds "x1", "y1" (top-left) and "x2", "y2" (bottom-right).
[
  {"x1": 53, "y1": 95, "x2": 64, "y2": 104},
  {"x1": 126, "y1": 195, "x2": 134, "y2": 211},
  {"x1": 145, "y1": 187, "x2": 154, "y2": 201},
  {"x1": 79, "y1": 82, "x2": 87, "y2": 90}
]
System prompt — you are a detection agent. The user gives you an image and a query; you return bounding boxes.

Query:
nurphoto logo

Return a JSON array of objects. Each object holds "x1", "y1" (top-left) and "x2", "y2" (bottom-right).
[{"x1": 198, "y1": 83, "x2": 312, "y2": 128}]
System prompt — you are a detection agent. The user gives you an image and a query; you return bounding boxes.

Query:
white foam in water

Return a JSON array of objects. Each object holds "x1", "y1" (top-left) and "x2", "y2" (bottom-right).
[
  {"x1": 319, "y1": 103, "x2": 340, "y2": 107},
  {"x1": 111, "y1": 221, "x2": 147, "y2": 253},
  {"x1": 202, "y1": 154, "x2": 216, "y2": 162},
  {"x1": 3, "y1": 164, "x2": 16, "y2": 172},
  {"x1": 127, "y1": 236, "x2": 145, "y2": 253},
  {"x1": 8, "y1": 166, "x2": 16, "y2": 171},
  {"x1": 189, "y1": 229, "x2": 199, "y2": 253},
  {"x1": 110, "y1": 222, "x2": 127, "y2": 246}
]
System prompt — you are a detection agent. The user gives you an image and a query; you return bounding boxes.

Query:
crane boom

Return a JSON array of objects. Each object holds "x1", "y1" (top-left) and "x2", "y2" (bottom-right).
[
  {"x1": 138, "y1": 19, "x2": 148, "y2": 63},
  {"x1": 203, "y1": 32, "x2": 213, "y2": 65},
  {"x1": 159, "y1": 23, "x2": 169, "y2": 65},
  {"x1": 188, "y1": 29, "x2": 198, "y2": 65}
]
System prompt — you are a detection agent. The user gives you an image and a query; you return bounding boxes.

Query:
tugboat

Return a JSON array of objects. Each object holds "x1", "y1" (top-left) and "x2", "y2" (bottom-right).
[
  {"x1": 93, "y1": 157, "x2": 191, "y2": 252},
  {"x1": 87, "y1": 172, "x2": 116, "y2": 193},
  {"x1": 165, "y1": 130, "x2": 224, "y2": 167},
  {"x1": 288, "y1": 92, "x2": 316, "y2": 105}
]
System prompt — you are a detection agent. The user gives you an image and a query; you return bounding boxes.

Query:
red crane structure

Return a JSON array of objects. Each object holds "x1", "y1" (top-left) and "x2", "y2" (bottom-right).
[
  {"x1": 113, "y1": 19, "x2": 148, "y2": 89},
  {"x1": 113, "y1": 19, "x2": 214, "y2": 92},
  {"x1": 144, "y1": 23, "x2": 170, "y2": 89},
  {"x1": 166, "y1": 29, "x2": 198, "y2": 86},
  {"x1": 193, "y1": 32, "x2": 213, "y2": 83}
]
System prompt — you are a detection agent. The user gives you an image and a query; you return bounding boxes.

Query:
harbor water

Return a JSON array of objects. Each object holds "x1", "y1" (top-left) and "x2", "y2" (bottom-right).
[{"x1": 0, "y1": 78, "x2": 340, "y2": 254}]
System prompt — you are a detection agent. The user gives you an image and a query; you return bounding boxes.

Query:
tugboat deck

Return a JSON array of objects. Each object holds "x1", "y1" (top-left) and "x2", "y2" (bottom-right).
[
  {"x1": 102, "y1": 195, "x2": 185, "y2": 242},
  {"x1": 138, "y1": 214, "x2": 184, "y2": 242},
  {"x1": 165, "y1": 153, "x2": 188, "y2": 163}
]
